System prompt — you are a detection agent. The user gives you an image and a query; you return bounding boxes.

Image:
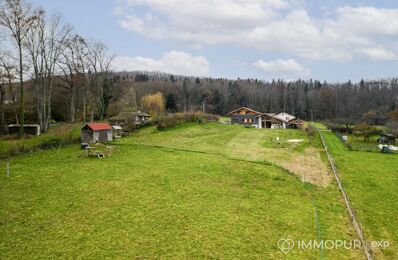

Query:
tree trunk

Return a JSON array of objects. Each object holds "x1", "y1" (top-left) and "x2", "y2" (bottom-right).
[
  {"x1": 35, "y1": 82, "x2": 43, "y2": 131},
  {"x1": 46, "y1": 77, "x2": 53, "y2": 130},
  {"x1": 70, "y1": 85, "x2": 76, "y2": 122},
  {"x1": 0, "y1": 85, "x2": 4, "y2": 134},
  {"x1": 83, "y1": 91, "x2": 86, "y2": 124},
  {"x1": 18, "y1": 44, "x2": 24, "y2": 137}
]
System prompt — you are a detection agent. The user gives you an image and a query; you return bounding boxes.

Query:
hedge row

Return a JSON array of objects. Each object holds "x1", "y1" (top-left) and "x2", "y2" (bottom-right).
[
  {"x1": 0, "y1": 124, "x2": 81, "y2": 159},
  {"x1": 157, "y1": 112, "x2": 220, "y2": 130}
]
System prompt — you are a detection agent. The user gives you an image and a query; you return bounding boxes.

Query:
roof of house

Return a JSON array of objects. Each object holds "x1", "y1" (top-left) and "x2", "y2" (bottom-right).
[
  {"x1": 112, "y1": 125, "x2": 123, "y2": 130},
  {"x1": 110, "y1": 111, "x2": 150, "y2": 121},
  {"x1": 256, "y1": 112, "x2": 296, "y2": 123},
  {"x1": 273, "y1": 112, "x2": 296, "y2": 123},
  {"x1": 287, "y1": 118, "x2": 306, "y2": 125},
  {"x1": 380, "y1": 133, "x2": 395, "y2": 138},
  {"x1": 8, "y1": 124, "x2": 40, "y2": 127},
  {"x1": 227, "y1": 107, "x2": 262, "y2": 115},
  {"x1": 84, "y1": 123, "x2": 112, "y2": 131}
]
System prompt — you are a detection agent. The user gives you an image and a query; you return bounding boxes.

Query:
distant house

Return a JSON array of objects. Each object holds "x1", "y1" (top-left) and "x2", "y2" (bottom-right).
[
  {"x1": 228, "y1": 107, "x2": 262, "y2": 125},
  {"x1": 81, "y1": 123, "x2": 113, "y2": 143},
  {"x1": 109, "y1": 111, "x2": 150, "y2": 131},
  {"x1": 228, "y1": 107, "x2": 306, "y2": 129},
  {"x1": 7, "y1": 124, "x2": 41, "y2": 136}
]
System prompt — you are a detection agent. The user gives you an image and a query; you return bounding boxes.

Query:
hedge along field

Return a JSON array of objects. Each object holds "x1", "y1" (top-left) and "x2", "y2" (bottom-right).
[
  {"x1": 0, "y1": 123, "x2": 362, "y2": 258},
  {"x1": 0, "y1": 124, "x2": 81, "y2": 159},
  {"x1": 322, "y1": 131, "x2": 398, "y2": 258}
]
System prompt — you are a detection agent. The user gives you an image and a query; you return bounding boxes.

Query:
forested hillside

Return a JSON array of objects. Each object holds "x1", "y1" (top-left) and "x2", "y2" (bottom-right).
[
  {"x1": 2, "y1": 71, "x2": 398, "y2": 127},
  {"x1": 1, "y1": 0, "x2": 397, "y2": 134},
  {"x1": 109, "y1": 72, "x2": 398, "y2": 123}
]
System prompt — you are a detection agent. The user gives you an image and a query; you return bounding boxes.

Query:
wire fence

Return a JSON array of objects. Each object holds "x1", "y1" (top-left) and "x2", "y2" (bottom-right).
[
  {"x1": 333, "y1": 131, "x2": 353, "y2": 150},
  {"x1": 317, "y1": 128, "x2": 373, "y2": 260},
  {"x1": 334, "y1": 131, "x2": 382, "y2": 153}
]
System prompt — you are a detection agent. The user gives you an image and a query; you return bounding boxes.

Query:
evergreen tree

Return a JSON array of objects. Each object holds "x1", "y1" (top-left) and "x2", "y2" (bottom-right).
[{"x1": 165, "y1": 93, "x2": 177, "y2": 112}]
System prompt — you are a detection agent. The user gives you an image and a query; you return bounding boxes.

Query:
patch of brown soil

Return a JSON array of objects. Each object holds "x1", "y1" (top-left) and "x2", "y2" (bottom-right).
[{"x1": 279, "y1": 148, "x2": 332, "y2": 187}]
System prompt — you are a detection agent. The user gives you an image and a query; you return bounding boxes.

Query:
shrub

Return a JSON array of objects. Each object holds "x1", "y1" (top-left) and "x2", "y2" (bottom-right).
[
  {"x1": 353, "y1": 124, "x2": 382, "y2": 141},
  {"x1": 306, "y1": 125, "x2": 317, "y2": 137},
  {"x1": 40, "y1": 137, "x2": 63, "y2": 149}
]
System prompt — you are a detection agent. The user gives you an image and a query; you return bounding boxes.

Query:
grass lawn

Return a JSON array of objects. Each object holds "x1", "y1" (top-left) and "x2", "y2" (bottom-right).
[
  {"x1": 0, "y1": 123, "x2": 363, "y2": 258},
  {"x1": 322, "y1": 130, "x2": 398, "y2": 258}
]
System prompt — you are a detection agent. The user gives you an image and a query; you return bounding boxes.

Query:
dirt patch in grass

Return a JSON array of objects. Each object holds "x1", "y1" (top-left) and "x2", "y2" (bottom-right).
[
  {"x1": 225, "y1": 131, "x2": 332, "y2": 187},
  {"x1": 279, "y1": 147, "x2": 332, "y2": 187}
]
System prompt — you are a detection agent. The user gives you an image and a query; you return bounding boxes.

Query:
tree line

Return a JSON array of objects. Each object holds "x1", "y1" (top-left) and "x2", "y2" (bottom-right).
[
  {"x1": 110, "y1": 72, "x2": 397, "y2": 124},
  {"x1": 1, "y1": 0, "x2": 397, "y2": 137},
  {"x1": 0, "y1": 0, "x2": 113, "y2": 135}
]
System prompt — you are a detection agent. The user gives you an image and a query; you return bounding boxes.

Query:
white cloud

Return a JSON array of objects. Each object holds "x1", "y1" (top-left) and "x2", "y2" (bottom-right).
[
  {"x1": 114, "y1": 1, "x2": 398, "y2": 62},
  {"x1": 254, "y1": 59, "x2": 310, "y2": 79},
  {"x1": 112, "y1": 50, "x2": 210, "y2": 76},
  {"x1": 356, "y1": 47, "x2": 397, "y2": 61}
]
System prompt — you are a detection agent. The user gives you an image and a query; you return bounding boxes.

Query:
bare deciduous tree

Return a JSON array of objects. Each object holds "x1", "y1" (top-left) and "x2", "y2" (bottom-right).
[
  {"x1": 0, "y1": 0, "x2": 41, "y2": 135},
  {"x1": 26, "y1": 12, "x2": 72, "y2": 130},
  {"x1": 86, "y1": 41, "x2": 113, "y2": 121}
]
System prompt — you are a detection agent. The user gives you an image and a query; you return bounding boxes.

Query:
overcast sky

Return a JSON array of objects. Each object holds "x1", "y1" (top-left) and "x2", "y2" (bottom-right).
[{"x1": 31, "y1": 0, "x2": 398, "y2": 82}]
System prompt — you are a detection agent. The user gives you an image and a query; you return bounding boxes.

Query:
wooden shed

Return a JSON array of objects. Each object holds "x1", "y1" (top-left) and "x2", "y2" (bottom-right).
[
  {"x1": 7, "y1": 124, "x2": 41, "y2": 136},
  {"x1": 81, "y1": 123, "x2": 113, "y2": 143}
]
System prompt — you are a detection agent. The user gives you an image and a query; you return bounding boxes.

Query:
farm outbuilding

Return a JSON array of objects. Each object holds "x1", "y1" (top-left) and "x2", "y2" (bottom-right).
[
  {"x1": 378, "y1": 134, "x2": 396, "y2": 144},
  {"x1": 81, "y1": 123, "x2": 113, "y2": 143},
  {"x1": 7, "y1": 124, "x2": 41, "y2": 136},
  {"x1": 112, "y1": 125, "x2": 123, "y2": 139}
]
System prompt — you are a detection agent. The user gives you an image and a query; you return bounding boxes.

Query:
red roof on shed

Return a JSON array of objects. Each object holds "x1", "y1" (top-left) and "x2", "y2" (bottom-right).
[{"x1": 85, "y1": 123, "x2": 112, "y2": 131}]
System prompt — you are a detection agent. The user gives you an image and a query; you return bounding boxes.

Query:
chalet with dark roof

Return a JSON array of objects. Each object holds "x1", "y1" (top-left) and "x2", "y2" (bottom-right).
[
  {"x1": 109, "y1": 111, "x2": 150, "y2": 131},
  {"x1": 228, "y1": 107, "x2": 305, "y2": 129}
]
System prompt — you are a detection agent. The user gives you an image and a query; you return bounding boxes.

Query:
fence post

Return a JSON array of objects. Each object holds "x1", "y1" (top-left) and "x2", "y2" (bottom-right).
[{"x1": 6, "y1": 158, "x2": 10, "y2": 178}]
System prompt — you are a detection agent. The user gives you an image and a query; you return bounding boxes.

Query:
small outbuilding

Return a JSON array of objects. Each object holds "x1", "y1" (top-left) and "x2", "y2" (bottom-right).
[
  {"x1": 287, "y1": 118, "x2": 306, "y2": 129},
  {"x1": 378, "y1": 134, "x2": 396, "y2": 144},
  {"x1": 7, "y1": 124, "x2": 41, "y2": 136},
  {"x1": 81, "y1": 123, "x2": 113, "y2": 143},
  {"x1": 112, "y1": 125, "x2": 123, "y2": 139}
]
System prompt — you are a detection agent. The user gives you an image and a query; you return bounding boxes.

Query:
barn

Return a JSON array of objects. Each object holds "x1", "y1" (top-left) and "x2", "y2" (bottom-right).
[{"x1": 81, "y1": 123, "x2": 113, "y2": 143}]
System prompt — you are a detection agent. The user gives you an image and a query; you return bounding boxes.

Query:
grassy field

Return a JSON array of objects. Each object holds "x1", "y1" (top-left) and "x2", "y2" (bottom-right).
[
  {"x1": 0, "y1": 123, "x2": 364, "y2": 258},
  {"x1": 322, "y1": 131, "x2": 398, "y2": 258},
  {"x1": 124, "y1": 123, "x2": 331, "y2": 186}
]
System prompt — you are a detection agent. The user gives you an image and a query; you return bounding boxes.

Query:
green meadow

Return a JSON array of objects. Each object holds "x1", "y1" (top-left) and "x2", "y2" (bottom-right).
[
  {"x1": 322, "y1": 131, "x2": 398, "y2": 258},
  {"x1": 2, "y1": 122, "x2": 391, "y2": 259}
]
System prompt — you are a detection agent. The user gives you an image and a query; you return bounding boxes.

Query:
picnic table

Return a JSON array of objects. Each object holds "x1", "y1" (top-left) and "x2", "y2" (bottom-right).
[{"x1": 85, "y1": 146, "x2": 105, "y2": 158}]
